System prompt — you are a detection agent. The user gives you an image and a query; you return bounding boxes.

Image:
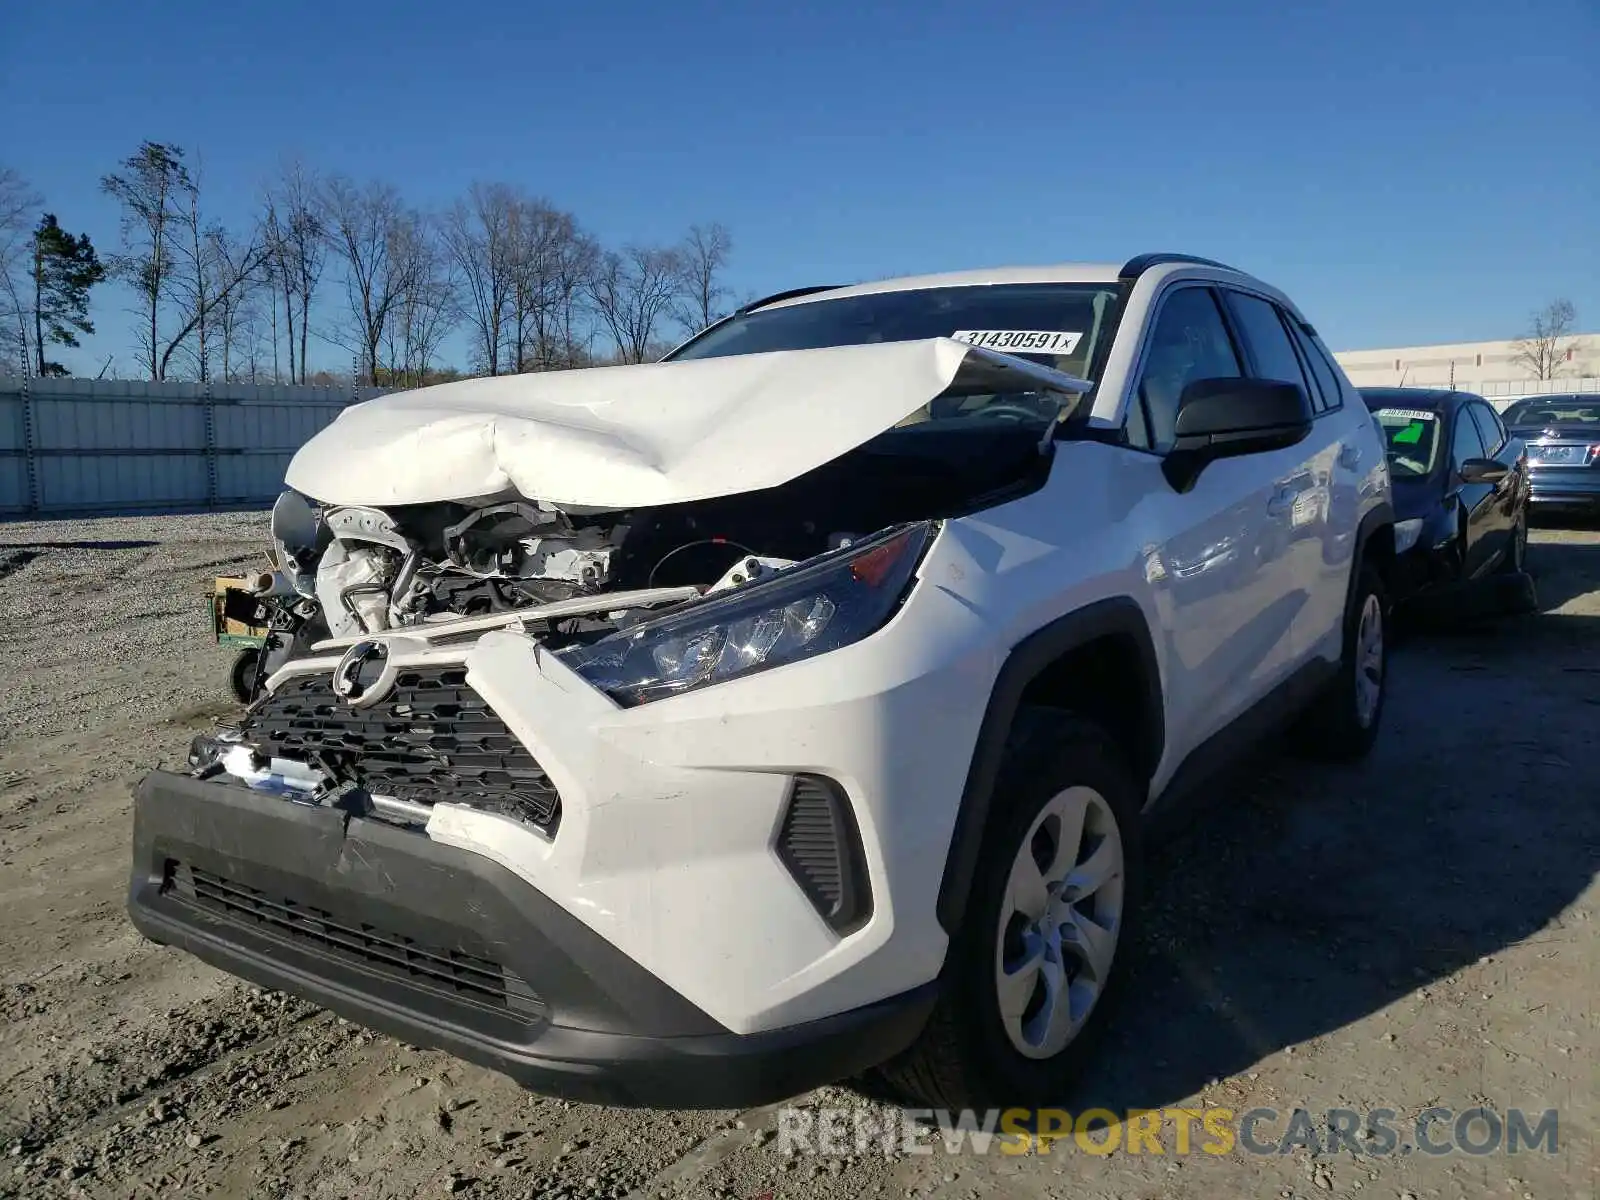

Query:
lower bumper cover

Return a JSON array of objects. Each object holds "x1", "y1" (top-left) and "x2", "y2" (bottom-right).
[
  {"x1": 1528, "y1": 468, "x2": 1600, "y2": 510},
  {"x1": 126, "y1": 771, "x2": 935, "y2": 1109},
  {"x1": 1528, "y1": 491, "x2": 1600, "y2": 510}
]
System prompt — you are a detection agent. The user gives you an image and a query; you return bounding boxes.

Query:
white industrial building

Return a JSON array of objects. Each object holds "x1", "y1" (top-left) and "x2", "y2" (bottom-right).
[{"x1": 1333, "y1": 334, "x2": 1599, "y2": 400}]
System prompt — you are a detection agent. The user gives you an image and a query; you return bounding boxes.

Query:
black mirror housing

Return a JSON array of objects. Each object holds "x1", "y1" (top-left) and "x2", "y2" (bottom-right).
[
  {"x1": 1163, "y1": 378, "x2": 1314, "y2": 492},
  {"x1": 1459, "y1": 456, "x2": 1509, "y2": 485}
]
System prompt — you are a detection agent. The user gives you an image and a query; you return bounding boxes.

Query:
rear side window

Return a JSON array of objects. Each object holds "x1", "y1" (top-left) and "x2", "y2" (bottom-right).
[
  {"x1": 1468, "y1": 403, "x2": 1505, "y2": 455},
  {"x1": 1290, "y1": 324, "x2": 1348, "y2": 414},
  {"x1": 1224, "y1": 292, "x2": 1312, "y2": 400}
]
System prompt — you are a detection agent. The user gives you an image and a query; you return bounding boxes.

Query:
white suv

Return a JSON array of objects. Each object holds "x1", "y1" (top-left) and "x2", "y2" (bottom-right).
[{"x1": 127, "y1": 253, "x2": 1396, "y2": 1110}]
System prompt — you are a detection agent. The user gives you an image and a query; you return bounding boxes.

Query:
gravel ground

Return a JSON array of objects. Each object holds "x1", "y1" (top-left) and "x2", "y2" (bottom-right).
[{"x1": 1, "y1": 511, "x2": 1595, "y2": 1200}]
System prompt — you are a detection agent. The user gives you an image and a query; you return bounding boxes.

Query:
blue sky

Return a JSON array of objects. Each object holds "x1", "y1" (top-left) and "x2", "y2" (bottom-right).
[{"x1": 5, "y1": 0, "x2": 1597, "y2": 375}]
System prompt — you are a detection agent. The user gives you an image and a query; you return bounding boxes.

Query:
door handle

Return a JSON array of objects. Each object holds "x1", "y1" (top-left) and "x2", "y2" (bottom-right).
[
  {"x1": 1339, "y1": 444, "x2": 1362, "y2": 469},
  {"x1": 1267, "y1": 485, "x2": 1299, "y2": 516}
]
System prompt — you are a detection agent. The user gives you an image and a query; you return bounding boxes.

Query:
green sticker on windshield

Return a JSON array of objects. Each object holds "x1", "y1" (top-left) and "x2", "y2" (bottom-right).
[{"x1": 1392, "y1": 421, "x2": 1425, "y2": 445}]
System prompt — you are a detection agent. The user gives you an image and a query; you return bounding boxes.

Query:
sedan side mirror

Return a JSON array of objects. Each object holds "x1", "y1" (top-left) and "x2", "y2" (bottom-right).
[
  {"x1": 1459, "y1": 457, "x2": 1509, "y2": 485},
  {"x1": 1163, "y1": 377, "x2": 1314, "y2": 492}
]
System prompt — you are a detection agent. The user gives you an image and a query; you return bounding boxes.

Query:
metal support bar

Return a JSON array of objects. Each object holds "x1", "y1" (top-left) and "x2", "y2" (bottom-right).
[
  {"x1": 203, "y1": 382, "x2": 219, "y2": 508},
  {"x1": 20, "y1": 376, "x2": 39, "y2": 513}
]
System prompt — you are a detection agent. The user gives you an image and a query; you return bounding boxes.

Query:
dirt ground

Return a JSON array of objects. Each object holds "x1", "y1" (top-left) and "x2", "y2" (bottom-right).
[{"x1": 1, "y1": 512, "x2": 1595, "y2": 1200}]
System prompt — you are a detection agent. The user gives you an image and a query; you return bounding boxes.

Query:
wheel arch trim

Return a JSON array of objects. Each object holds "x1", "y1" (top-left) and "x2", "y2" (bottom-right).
[{"x1": 934, "y1": 596, "x2": 1162, "y2": 935}]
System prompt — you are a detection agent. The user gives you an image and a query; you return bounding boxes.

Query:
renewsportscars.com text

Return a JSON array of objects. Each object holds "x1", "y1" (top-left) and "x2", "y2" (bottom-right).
[{"x1": 776, "y1": 1105, "x2": 1559, "y2": 1158}]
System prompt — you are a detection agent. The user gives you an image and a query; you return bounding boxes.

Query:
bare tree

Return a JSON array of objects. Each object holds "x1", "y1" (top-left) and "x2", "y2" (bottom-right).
[
  {"x1": 381, "y1": 215, "x2": 456, "y2": 387},
  {"x1": 0, "y1": 166, "x2": 44, "y2": 372},
  {"x1": 101, "y1": 142, "x2": 194, "y2": 379},
  {"x1": 262, "y1": 161, "x2": 326, "y2": 384},
  {"x1": 323, "y1": 175, "x2": 427, "y2": 384},
  {"x1": 440, "y1": 182, "x2": 520, "y2": 375},
  {"x1": 587, "y1": 244, "x2": 682, "y2": 365},
  {"x1": 506, "y1": 199, "x2": 559, "y2": 371},
  {"x1": 505, "y1": 200, "x2": 599, "y2": 371},
  {"x1": 101, "y1": 143, "x2": 265, "y2": 381},
  {"x1": 548, "y1": 228, "x2": 601, "y2": 368},
  {"x1": 671, "y1": 222, "x2": 733, "y2": 334},
  {"x1": 1512, "y1": 299, "x2": 1580, "y2": 380},
  {"x1": 164, "y1": 160, "x2": 271, "y2": 383},
  {"x1": 208, "y1": 226, "x2": 269, "y2": 381}
]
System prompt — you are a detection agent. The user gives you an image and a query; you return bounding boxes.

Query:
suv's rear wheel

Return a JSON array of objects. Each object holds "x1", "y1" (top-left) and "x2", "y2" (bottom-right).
[
  {"x1": 1292, "y1": 561, "x2": 1388, "y2": 761},
  {"x1": 870, "y1": 709, "x2": 1142, "y2": 1109}
]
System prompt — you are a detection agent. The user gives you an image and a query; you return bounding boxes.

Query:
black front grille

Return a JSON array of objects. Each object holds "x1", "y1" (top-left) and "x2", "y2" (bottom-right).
[
  {"x1": 164, "y1": 861, "x2": 544, "y2": 1017},
  {"x1": 242, "y1": 666, "x2": 560, "y2": 834}
]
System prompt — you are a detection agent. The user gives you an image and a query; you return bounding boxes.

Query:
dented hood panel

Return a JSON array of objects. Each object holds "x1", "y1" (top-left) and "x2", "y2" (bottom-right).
[{"x1": 284, "y1": 338, "x2": 1088, "y2": 509}]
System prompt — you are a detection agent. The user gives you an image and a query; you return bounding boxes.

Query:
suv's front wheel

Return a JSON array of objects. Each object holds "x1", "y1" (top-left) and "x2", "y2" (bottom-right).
[{"x1": 872, "y1": 709, "x2": 1143, "y2": 1109}]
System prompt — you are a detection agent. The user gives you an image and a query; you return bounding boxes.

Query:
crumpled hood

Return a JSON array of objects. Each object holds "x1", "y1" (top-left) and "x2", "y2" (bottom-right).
[{"x1": 284, "y1": 338, "x2": 1088, "y2": 509}]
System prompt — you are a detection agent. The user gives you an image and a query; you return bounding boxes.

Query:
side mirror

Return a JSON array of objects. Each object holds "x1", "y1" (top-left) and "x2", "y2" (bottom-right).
[
  {"x1": 1162, "y1": 378, "x2": 1314, "y2": 492},
  {"x1": 1459, "y1": 457, "x2": 1508, "y2": 485}
]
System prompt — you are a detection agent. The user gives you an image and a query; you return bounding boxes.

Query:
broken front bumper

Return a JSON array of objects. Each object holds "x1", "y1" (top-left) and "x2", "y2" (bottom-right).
[{"x1": 126, "y1": 770, "x2": 935, "y2": 1109}]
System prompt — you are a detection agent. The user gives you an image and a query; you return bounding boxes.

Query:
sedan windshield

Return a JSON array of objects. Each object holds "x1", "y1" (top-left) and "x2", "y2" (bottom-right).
[
  {"x1": 1502, "y1": 396, "x2": 1600, "y2": 426},
  {"x1": 1371, "y1": 407, "x2": 1442, "y2": 478},
  {"x1": 666, "y1": 283, "x2": 1121, "y2": 427}
]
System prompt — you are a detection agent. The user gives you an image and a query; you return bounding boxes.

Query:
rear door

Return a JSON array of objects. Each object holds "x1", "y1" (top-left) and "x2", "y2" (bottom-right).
[
  {"x1": 1285, "y1": 320, "x2": 1368, "y2": 661},
  {"x1": 1217, "y1": 289, "x2": 1346, "y2": 667},
  {"x1": 1449, "y1": 406, "x2": 1497, "y2": 577}
]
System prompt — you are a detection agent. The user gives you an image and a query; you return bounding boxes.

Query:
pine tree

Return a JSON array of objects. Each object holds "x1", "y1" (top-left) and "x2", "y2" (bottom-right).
[{"x1": 32, "y1": 214, "x2": 106, "y2": 376}]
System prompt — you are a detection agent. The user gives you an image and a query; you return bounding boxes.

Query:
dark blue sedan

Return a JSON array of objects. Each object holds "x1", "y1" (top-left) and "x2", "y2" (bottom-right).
[{"x1": 1360, "y1": 388, "x2": 1532, "y2": 607}]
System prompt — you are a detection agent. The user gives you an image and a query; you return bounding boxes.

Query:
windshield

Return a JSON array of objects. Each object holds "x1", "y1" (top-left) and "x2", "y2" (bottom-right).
[
  {"x1": 665, "y1": 283, "x2": 1121, "y2": 428},
  {"x1": 1502, "y1": 396, "x2": 1600, "y2": 427},
  {"x1": 1371, "y1": 407, "x2": 1442, "y2": 478}
]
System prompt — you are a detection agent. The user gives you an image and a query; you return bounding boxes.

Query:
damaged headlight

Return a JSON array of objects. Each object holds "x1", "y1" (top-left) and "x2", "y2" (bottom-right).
[{"x1": 560, "y1": 522, "x2": 934, "y2": 706}]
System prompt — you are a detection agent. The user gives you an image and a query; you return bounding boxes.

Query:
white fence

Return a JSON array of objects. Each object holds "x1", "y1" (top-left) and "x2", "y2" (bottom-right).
[
  {"x1": 1478, "y1": 376, "x2": 1600, "y2": 400},
  {"x1": 0, "y1": 377, "x2": 390, "y2": 517}
]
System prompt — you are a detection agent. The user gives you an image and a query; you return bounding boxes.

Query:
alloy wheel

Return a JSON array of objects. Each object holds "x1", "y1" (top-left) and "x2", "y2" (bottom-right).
[
  {"x1": 994, "y1": 786, "x2": 1125, "y2": 1059},
  {"x1": 1354, "y1": 592, "x2": 1384, "y2": 728}
]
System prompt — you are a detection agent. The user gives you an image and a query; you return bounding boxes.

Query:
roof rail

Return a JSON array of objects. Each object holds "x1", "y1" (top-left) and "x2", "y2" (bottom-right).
[
  {"x1": 1119, "y1": 253, "x2": 1240, "y2": 280},
  {"x1": 737, "y1": 284, "x2": 846, "y2": 314}
]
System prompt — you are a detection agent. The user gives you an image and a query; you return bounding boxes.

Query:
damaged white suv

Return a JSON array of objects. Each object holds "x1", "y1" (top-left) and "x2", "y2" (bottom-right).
[{"x1": 128, "y1": 253, "x2": 1395, "y2": 1110}]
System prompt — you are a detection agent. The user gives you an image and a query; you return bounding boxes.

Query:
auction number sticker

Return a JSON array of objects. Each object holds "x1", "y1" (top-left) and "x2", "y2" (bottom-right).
[
  {"x1": 1373, "y1": 408, "x2": 1437, "y2": 423},
  {"x1": 952, "y1": 330, "x2": 1084, "y2": 354}
]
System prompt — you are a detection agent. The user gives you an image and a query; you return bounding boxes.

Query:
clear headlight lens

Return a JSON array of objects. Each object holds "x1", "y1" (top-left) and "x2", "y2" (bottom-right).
[
  {"x1": 1393, "y1": 517, "x2": 1424, "y2": 555},
  {"x1": 559, "y1": 522, "x2": 934, "y2": 707}
]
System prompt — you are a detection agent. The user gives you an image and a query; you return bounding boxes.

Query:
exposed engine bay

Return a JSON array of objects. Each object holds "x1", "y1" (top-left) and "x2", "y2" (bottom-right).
[{"x1": 242, "y1": 422, "x2": 1053, "y2": 693}]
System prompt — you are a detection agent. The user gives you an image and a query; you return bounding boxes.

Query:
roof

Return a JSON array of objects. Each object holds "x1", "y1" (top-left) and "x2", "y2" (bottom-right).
[
  {"x1": 752, "y1": 253, "x2": 1251, "y2": 311},
  {"x1": 1502, "y1": 391, "x2": 1600, "y2": 404},
  {"x1": 757, "y1": 263, "x2": 1127, "y2": 310}
]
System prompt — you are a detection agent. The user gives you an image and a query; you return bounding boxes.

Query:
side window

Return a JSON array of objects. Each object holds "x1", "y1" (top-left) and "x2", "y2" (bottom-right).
[
  {"x1": 1452, "y1": 407, "x2": 1487, "y2": 467},
  {"x1": 1133, "y1": 287, "x2": 1242, "y2": 453},
  {"x1": 1290, "y1": 323, "x2": 1348, "y2": 413},
  {"x1": 1469, "y1": 402, "x2": 1505, "y2": 454},
  {"x1": 1224, "y1": 291, "x2": 1313, "y2": 403}
]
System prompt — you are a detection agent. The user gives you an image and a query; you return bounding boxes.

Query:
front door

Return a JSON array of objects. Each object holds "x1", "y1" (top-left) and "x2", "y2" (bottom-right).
[
  {"x1": 1449, "y1": 405, "x2": 1497, "y2": 578},
  {"x1": 1122, "y1": 283, "x2": 1308, "y2": 766}
]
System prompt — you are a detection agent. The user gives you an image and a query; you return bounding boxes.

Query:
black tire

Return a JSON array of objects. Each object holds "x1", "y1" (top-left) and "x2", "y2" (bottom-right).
[
  {"x1": 868, "y1": 709, "x2": 1144, "y2": 1110},
  {"x1": 1292, "y1": 561, "x2": 1388, "y2": 762},
  {"x1": 229, "y1": 648, "x2": 261, "y2": 704}
]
